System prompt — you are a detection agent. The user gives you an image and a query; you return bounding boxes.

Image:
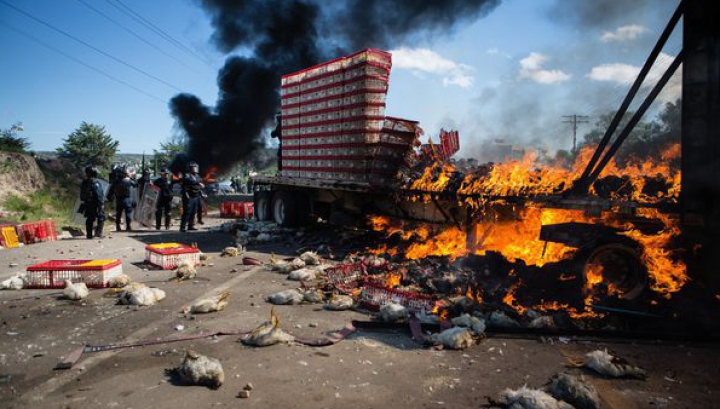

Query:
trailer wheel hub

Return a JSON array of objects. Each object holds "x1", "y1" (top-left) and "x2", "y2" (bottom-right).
[{"x1": 583, "y1": 243, "x2": 646, "y2": 301}]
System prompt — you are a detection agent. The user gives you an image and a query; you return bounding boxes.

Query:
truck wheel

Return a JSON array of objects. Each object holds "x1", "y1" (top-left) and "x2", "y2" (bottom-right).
[
  {"x1": 254, "y1": 191, "x2": 272, "y2": 222},
  {"x1": 272, "y1": 191, "x2": 309, "y2": 227},
  {"x1": 582, "y1": 243, "x2": 646, "y2": 301}
]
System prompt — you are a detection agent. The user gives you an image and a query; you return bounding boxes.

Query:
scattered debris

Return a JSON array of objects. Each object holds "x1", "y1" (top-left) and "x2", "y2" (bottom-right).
[
  {"x1": 267, "y1": 289, "x2": 304, "y2": 305},
  {"x1": 241, "y1": 308, "x2": 294, "y2": 347},
  {"x1": 583, "y1": 349, "x2": 646, "y2": 379},
  {"x1": 545, "y1": 373, "x2": 600, "y2": 409},
  {"x1": 238, "y1": 390, "x2": 250, "y2": 398},
  {"x1": 325, "y1": 294, "x2": 354, "y2": 311},
  {"x1": 63, "y1": 280, "x2": 89, "y2": 300},
  {"x1": 242, "y1": 257, "x2": 261, "y2": 265},
  {"x1": 0, "y1": 274, "x2": 25, "y2": 290},
  {"x1": 187, "y1": 292, "x2": 230, "y2": 314},
  {"x1": 176, "y1": 350, "x2": 224, "y2": 389}
]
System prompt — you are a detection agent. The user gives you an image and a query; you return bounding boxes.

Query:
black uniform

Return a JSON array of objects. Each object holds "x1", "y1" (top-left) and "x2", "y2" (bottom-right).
[
  {"x1": 110, "y1": 176, "x2": 136, "y2": 231},
  {"x1": 180, "y1": 172, "x2": 203, "y2": 232},
  {"x1": 153, "y1": 175, "x2": 174, "y2": 230},
  {"x1": 80, "y1": 177, "x2": 105, "y2": 239}
]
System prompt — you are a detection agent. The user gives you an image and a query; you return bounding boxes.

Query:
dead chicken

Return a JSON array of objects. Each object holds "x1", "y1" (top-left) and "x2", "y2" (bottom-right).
[
  {"x1": 378, "y1": 303, "x2": 409, "y2": 322},
  {"x1": 288, "y1": 267, "x2": 317, "y2": 282},
  {"x1": 63, "y1": 280, "x2": 89, "y2": 300},
  {"x1": 299, "y1": 251, "x2": 321, "y2": 266},
  {"x1": 302, "y1": 289, "x2": 325, "y2": 304},
  {"x1": 582, "y1": 349, "x2": 646, "y2": 379},
  {"x1": 176, "y1": 350, "x2": 224, "y2": 389},
  {"x1": 496, "y1": 386, "x2": 574, "y2": 409},
  {"x1": 324, "y1": 294, "x2": 354, "y2": 311},
  {"x1": 118, "y1": 282, "x2": 166, "y2": 306},
  {"x1": 429, "y1": 326, "x2": 474, "y2": 350},
  {"x1": 173, "y1": 260, "x2": 197, "y2": 281},
  {"x1": 221, "y1": 246, "x2": 239, "y2": 257},
  {"x1": 107, "y1": 273, "x2": 132, "y2": 288},
  {"x1": 290, "y1": 257, "x2": 306, "y2": 269},
  {"x1": 186, "y1": 291, "x2": 230, "y2": 314},
  {"x1": 267, "y1": 289, "x2": 304, "y2": 305},
  {"x1": 0, "y1": 274, "x2": 25, "y2": 290},
  {"x1": 451, "y1": 313, "x2": 486, "y2": 335},
  {"x1": 241, "y1": 307, "x2": 294, "y2": 347},
  {"x1": 268, "y1": 253, "x2": 293, "y2": 274},
  {"x1": 545, "y1": 373, "x2": 600, "y2": 409}
]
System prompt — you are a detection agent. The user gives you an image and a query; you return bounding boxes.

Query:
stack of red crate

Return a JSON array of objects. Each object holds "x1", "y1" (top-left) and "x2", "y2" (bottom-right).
[
  {"x1": 17, "y1": 220, "x2": 57, "y2": 244},
  {"x1": 280, "y1": 48, "x2": 397, "y2": 182}
]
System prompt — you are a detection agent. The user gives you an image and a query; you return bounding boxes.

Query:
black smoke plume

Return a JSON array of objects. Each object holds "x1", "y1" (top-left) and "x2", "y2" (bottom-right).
[{"x1": 170, "y1": 0, "x2": 501, "y2": 174}]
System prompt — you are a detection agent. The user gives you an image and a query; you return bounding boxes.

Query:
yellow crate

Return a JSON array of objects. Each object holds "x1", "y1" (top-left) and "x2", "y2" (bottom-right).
[{"x1": 1, "y1": 226, "x2": 19, "y2": 248}]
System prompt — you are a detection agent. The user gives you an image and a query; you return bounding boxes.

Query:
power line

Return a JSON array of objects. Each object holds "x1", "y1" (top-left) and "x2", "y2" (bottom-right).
[
  {"x1": 0, "y1": 21, "x2": 166, "y2": 103},
  {"x1": 76, "y1": 0, "x2": 198, "y2": 72},
  {"x1": 105, "y1": 0, "x2": 213, "y2": 67},
  {"x1": 0, "y1": 0, "x2": 182, "y2": 92},
  {"x1": 562, "y1": 114, "x2": 590, "y2": 152}
]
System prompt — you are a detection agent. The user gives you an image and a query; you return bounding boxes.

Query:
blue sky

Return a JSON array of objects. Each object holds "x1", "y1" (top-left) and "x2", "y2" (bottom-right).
[{"x1": 0, "y1": 0, "x2": 682, "y2": 158}]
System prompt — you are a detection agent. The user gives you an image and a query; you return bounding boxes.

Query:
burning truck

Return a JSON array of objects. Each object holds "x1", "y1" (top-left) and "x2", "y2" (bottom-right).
[{"x1": 254, "y1": 0, "x2": 719, "y2": 331}]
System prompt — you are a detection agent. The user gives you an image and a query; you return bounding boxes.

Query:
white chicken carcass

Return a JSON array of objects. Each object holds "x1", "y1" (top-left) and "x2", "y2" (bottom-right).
[
  {"x1": 290, "y1": 257, "x2": 306, "y2": 269},
  {"x1": 118, "y1": 282, "x2": 166, "y2": 306},
  {"x1": 584, "y1": 349, "x2": 646, "y2": 379},
  {"x1": 177, "y1": 350, "x2": 224, "y2": 389},
  {"x1": 63, "y1": 280, "x2": 89, "y2": 300},
  {"x1": 268, "y1": 253, "x2": 293, "y2": 274},
  {"x1": 107, "y1": 273, "x2": 132, "y2": 288},
  {"x1": 299, "y1": 251, "x2": 321, "y2": 266},
  {"x1": 173, "y1": 260, "x2": 197, "y2": 281},
  {"x1": 302, "y1": 289, "x2": 325, "y2": 304},
  {"x1": 241, "y1": 307, "x2": 294, "y2": 347},
  {"x1": 378, "y1": 303, "x2": 409, "y2": 323},
  {"x1": 187, "y1": 292, "x2": 230, "y2": 314},
  {"x1": 221, "y1": 247, "x2": 239, "y2": 257},
  {"x1": 267, "y1": 289, "x2": 304, "y2": 305},
  {"x1": 497, "y1": 386, "x2": 574, "y2": 409},
  {"x1": 287, "y1": 267, "x2": 317, "y2": 282},
  {"x1": 324, "y1": 294, "x2": 354, "y2": 311},
  {"x1": 429, "y1": 326, "x2": 474, "y2": 350},
  {"x1": 451, "y1": 314, "x2": 486, "y2": 335},
  {"x1": 0, "y1": 274, "x2": 25, "y2": 290},
  {"x1": 545, "y1": 373, "x2": 600, "y2": 409}
]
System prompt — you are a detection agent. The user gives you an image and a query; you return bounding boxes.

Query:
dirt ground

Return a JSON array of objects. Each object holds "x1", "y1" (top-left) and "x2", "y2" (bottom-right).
[{"x1": 1, "y1": 210, "x2": 719, "y2": 409}]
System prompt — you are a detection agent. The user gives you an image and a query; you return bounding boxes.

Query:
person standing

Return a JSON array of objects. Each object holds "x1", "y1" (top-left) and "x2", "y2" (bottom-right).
[
  {"x1": 80, "y1": 165, "x2": 105, "y2": 239},
  {"x1": 180, "y1": 161, "x2": 204, "y2": 232},
  {"x1": 152, "y1": 167, "x2": 174, "y2": 230},
  {"x1": 109, "y1": 166, "x2": 136, "y2": 231}
]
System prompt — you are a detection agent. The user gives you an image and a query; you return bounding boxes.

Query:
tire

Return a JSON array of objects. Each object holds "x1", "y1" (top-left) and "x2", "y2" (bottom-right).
[
  {"x1": 272, "y1": 190, "x2": 309, "y2": 227},
  {"x1": 254, "y1": 190, "x2": 272, "y2": 222},
  {"x1": 582, "y1": 243, "x2": 647, "y2": 301}
]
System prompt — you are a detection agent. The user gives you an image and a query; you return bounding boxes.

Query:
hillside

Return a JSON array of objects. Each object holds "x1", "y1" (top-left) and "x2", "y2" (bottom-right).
[{"x1": 0, "y1": 151, "x2": 46, "y2": 204}]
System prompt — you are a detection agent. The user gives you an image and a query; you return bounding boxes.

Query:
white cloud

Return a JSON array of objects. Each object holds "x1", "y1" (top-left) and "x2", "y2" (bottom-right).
[
  {"x1": 601, "y1": 24, "x2": 648, "y2": 43},
  {"x1": 586, "y1": 52, "x2": 682, "y2": 103},
  {"x1": 487, "y1": 47, "x2": 511, "y2": 59},
  {"x1": 518, "y1": 52, "x2": 571, "y2": 84},
  {"x1": 390, "y1": 47, "x2": 475, "y2": 88}
]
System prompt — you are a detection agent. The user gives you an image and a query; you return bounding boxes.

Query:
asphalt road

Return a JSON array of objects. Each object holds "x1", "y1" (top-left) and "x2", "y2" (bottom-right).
[{"x1": 1, "y1": 212, "x2": 718, "y2": 408}]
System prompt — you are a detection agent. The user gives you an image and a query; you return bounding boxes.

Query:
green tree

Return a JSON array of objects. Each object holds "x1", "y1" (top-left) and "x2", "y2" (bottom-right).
[
  {"x1": 0, "y1": 123, "x2": 30, "y2": 153},
  {"x1": 57, "y1": 122, "x2": 119, "y2": 169},
  {"x1": 579, "y1": 110, "x2": 659, "y2": 164},
  {"x1": 152, "y1": 134, "x2": 186, "y2": 172}
]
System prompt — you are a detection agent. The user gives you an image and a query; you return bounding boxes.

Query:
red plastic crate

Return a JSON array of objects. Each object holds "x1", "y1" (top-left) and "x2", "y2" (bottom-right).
[
  {"x1": 25, "y1": 259, "x2": 123, "y2": 288},
  {"x1": 359, "y1": 281, "x2": 436, "y2": 313},
  {"x1": 220, "y1": 201, "x2": 254, "y2": 219},
  {"x1": 145, "y1": 243, "x2": 200, "y2": 269},
  {"x1": 16, "y1": 220, "x2": 57, "y2": 244}
]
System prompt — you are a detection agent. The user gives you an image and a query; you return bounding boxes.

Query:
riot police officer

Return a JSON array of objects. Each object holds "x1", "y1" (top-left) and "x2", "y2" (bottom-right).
[
  {"x1": 180, "y1": 161, "x2": 204, "y2": 232},
  {"x1": 153, "y1": 168, "x2": 174, "y2": 230},
  {"x1": 79, "y1": 165, "x2": 105, "y2": 239},
  {"x1": 108, "y1": 166, "x2": 137, "y2": 231}
]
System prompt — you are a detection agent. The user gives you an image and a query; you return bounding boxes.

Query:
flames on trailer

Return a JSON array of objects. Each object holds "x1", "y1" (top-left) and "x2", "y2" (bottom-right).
[{"x1": 367, "y1": 142, "x2": 686, "y2": 319}]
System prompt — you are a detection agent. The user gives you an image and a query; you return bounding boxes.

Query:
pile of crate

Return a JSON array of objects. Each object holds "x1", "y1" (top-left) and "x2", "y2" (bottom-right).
[
  {"x1": 0, "y1": 220, "x2": 57, "y2": 249},
  {"x1": 279, "y1": 48, "x2": 418, "y2": 183}
]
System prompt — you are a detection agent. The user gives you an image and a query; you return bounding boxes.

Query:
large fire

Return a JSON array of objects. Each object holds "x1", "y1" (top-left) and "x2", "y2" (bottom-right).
[{"x1": 368, "y1": 143, "x2": 686, "y2": 318}]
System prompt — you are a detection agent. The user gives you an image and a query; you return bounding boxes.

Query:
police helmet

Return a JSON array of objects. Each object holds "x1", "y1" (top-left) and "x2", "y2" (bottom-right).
[
  {"x1": 188, "y1": 161, "x2": 199, "y2": 173},
  {"x1": 160, "y1": 167, "x2": 169, "y2": 174},
  {"x1": 84, "y1": 165, "x2": 98, "y2": 178}
]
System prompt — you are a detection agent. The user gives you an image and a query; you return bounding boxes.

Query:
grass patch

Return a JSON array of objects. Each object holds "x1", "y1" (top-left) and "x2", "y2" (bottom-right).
[{"x1": 1, "y1": 188, "x2": 75, "y2": 226}]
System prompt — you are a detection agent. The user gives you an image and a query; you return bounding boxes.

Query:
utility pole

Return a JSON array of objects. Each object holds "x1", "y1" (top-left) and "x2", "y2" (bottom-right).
[{"x1": 562, "y1": 114, "x2": 589, "y2": 152}]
